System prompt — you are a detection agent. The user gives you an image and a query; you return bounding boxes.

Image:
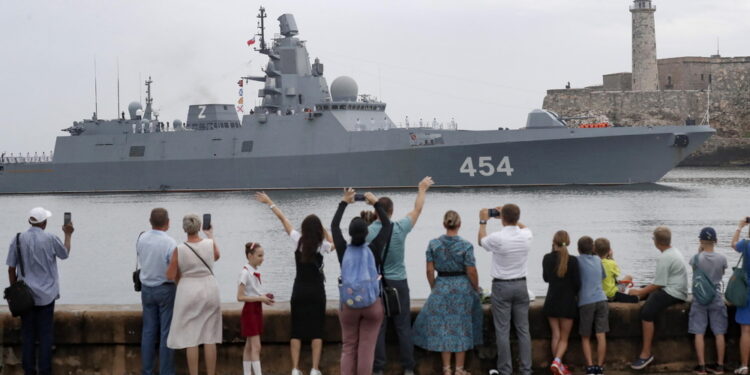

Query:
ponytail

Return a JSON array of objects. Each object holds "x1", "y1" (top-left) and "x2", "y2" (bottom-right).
[{"x1": 552, "y1": 230, "x2": 571, "y2": 278}]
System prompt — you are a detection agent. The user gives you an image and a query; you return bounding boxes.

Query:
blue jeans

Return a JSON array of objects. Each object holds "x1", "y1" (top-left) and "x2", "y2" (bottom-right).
[
  {"x1": 21, "y1": 302, "x2": 55, "y2": 375},
  {"x1": 141, "y1": 283, "x2": 176, "y2": 375}
]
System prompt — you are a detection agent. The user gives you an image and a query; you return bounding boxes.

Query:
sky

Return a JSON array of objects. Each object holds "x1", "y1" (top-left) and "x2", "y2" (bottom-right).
[{"x1": 1, "y1": 0, "x2": 748, "y2": 154}]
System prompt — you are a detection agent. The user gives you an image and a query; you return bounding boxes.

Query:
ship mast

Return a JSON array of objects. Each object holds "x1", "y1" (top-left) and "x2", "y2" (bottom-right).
[
  {"x1": 144, "y1": 76, "x2": 153, "y2": 120},
  {"x1": 256, "y1": 7, "x2": 268, "y2": 54}
]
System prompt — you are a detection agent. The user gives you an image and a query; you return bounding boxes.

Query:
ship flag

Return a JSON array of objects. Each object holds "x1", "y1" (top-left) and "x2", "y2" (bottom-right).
[
  {"x1": 237, "y1": 97, "x2": 244, "y2": 105},
  {"x1": 247, "y1": 37, "x2": 256, "y2": 46},
  {"x1": 237, "y1": 79, "x2": 244, "y2": 87}
]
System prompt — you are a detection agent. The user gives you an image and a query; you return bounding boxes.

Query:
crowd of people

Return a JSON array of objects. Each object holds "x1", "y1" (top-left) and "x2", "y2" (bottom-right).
[{"x1": 5, "y1": 184, "x2": 750, "y2": 375}]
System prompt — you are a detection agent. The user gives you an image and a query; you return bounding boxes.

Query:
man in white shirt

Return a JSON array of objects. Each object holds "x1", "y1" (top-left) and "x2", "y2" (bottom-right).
[{"x1": 479, "y1": 204, "x2": 533, "y2": 375}]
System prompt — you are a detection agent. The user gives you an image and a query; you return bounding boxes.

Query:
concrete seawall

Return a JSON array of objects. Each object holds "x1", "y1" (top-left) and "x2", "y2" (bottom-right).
[{"x1": 0, "y1": 300, "x2": 743, "y2": 374}]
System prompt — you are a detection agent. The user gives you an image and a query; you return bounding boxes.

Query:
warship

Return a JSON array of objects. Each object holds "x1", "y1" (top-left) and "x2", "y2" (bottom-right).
[{"x1": 0, "y1": 8, "x2": 715, "y2": 194}]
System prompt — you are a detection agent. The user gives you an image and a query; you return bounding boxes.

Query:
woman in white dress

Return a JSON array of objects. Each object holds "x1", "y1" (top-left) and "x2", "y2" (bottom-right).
[{"x1": 166, "y1": 214, "x2": 222, "y2": 375}]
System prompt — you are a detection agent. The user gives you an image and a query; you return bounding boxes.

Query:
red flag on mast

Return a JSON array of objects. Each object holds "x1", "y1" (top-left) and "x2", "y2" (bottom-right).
[{"x1": 247, "y1": 37, "x2": 256, "y2": 46}]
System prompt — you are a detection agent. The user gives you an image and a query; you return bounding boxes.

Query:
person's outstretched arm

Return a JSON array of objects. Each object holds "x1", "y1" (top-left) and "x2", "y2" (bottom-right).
[
  {"x1": 406, "y1": 176, "x2": 434, "y2": 227},
  {"x1": 332, "y1": 188, "x2": 356, "y2": 263},
  {"x1": 368, "y1": 193, "x2": 392, "y2": 260},
  {"x1": 733, "y1": 218, "x2": 748, "y2": 250},
  {"x1": 256, "y1": 192, "x2": 294, "y2": 235}
]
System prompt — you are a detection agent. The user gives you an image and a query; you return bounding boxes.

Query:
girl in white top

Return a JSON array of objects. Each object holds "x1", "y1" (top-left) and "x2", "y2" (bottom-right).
[
  {"x1": 255, "y1": 192, "x2": 334, "y2": 375},
  {"x1": 238, "y1": 242, "x2": 275, "y2": 375}
]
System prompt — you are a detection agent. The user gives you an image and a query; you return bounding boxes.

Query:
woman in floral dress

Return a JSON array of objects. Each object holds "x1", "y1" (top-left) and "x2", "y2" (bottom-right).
[{"x1": 413, "y1": 210, "x2": 483, "y2": 375}]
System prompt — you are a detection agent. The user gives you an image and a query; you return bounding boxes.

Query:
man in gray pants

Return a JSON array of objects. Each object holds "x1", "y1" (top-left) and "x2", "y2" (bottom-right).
[
  {"x1": 479, "y1": 204, "x2": 533, "y2": 375},
  {"x1": 368, "y1": 177, "x2": 433, "y2": 375}
]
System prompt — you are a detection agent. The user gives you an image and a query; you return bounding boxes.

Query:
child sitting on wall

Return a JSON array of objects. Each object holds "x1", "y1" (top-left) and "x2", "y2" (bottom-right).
[
  {"x1": 595, "y1": 238, "x2": 638, "y2": 303},
  {"x1": 237, "y1": 242, "x2": 275, "y2": 375}
]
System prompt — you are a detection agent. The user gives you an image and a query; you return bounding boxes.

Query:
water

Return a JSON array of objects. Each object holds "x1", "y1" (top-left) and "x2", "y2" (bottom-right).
[{"x1": 0, "y1": 167, "x2": 748, "y2": 305}]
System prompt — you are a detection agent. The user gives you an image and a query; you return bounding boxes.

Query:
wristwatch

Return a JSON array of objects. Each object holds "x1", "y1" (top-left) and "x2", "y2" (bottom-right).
[{"x1": 479, "y1": 220, "x2": 487, "y2": 225}]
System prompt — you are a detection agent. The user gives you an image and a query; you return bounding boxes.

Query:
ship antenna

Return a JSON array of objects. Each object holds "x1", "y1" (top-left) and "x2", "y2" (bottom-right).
[
  {"x1": 144, "y1": 76, "x2": 154, "y2": 120},
  {"x1": 117, "y1": 58, "x2": 121, "y2": 118},
  {"x1": 256, "y1": 6, "x2": 268, "y2": 53},
  {"x1": 93, "y1": 57, "x2": 98, "y2": 120}
]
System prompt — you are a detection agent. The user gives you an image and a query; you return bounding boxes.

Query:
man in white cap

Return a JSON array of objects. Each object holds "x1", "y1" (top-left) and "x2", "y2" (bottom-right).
[{"x1": 6, "y1": 207, "x2": 74, "y2": 375}]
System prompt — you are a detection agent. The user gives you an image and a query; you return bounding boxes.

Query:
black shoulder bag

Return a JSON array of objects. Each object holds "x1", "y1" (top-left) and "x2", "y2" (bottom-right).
[
  {"x1": 3, "y1": 233, "x2": 35, "y2": 317},
  {"x1": 380, "y1": 224, "x2": 401, "y2": 317},
  {"x1": 133, "y1": 231, "x2": 145, "y2": 292},
  {"x1": 183, "y1": 242, "x2": 214, "y2": 275}
]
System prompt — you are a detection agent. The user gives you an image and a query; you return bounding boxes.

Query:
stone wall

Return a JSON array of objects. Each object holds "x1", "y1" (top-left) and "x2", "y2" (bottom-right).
[
  {"x1": 0, "y1": 300, "x2": 746, "y2": 375},
  {"x1": 543, "y1": 88, "x2": 750, "y2": 165}
]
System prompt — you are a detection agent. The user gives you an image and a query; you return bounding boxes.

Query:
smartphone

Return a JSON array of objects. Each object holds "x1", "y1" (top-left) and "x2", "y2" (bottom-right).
[
  {"x1": 746, "y1": 217, "x2": 750, "y2": 224},
  {"x1": 354, "y1": 193, "x2": 366, "y2": 202},
  {"x1": 202, "y1": 213, "x2": 212, "y2": 230},
  {"x1": 488, "y1": 208, "x2": 501, "y2": 218},
  {"x1": 63, "y1": 212, "x2": 71, "y2": 225}
]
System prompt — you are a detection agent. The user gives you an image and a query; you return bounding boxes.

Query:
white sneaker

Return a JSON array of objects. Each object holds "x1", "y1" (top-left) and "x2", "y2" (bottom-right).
[
  {"x1": 310, "y1": 369, "x2": 322, "y2": 375},
  {"x1": 292, "y1": 369, "x2": 304, "y2": 375}
]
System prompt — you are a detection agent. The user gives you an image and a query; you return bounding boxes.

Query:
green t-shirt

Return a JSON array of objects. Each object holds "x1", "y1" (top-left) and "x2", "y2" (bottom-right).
[
  {"x1": 653, "y1": 247, "x2": 688, "y2": 301},
  {"x1": 366, "y1": 217, "x2": 413, "y2": 280},
  {"x1": 601, "y1": 258, "x2": 621, "y2": 298}
]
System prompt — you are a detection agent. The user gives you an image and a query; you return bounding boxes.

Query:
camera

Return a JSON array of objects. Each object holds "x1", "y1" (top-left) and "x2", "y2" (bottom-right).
[
  {"x1": 354, "y1": 193, "x2": 366, "y2": 202},
  {"x1": 488, "y1": 208, "x2": 501, "y2": 218},
  {"x1": 64, "y1": 212, "x2": 71, "y2": 225},
  {"x1": 746, "y1": 217, "x2": 750, "y2": 224}
]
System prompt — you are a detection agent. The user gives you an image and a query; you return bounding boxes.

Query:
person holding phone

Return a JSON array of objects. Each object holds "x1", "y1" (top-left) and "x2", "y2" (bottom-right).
[
  {"x1": 255, "y1": 192, "x2": 334, "y2": 375},
  {"x1": 166, "y1": 214, "x2": 222, "y2": 375},
  {"x1": 6, "y1": 207, "x2": 74, "y2": 375},
  {"x1": 732, "y1": 218, "x2": 750, "y2": 375},
  {"x1": 478, "y1": 204, "x2": 533, "y2": 375}
]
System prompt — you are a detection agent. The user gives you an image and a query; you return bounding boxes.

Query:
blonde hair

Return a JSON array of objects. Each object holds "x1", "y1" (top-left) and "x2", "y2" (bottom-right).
[
  {"x1": 653, "y1": 226, "x2": 671, "y2": 247},
  {"x1": 182, "y1": 214, "x2": 201, "y2": 235},
  {"x1": 552, "y1": 230, "x2": 570, "y2": 278},
  {"x1": 443, "y1": 210, "x2": 461, "y2": 230}
]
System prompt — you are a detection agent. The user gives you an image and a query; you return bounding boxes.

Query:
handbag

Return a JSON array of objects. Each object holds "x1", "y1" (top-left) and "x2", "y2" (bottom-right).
[
  {"x1": 379, "y1": 224, "x2": 401, "y2": 317},
  {"x1": 133, "y1": 232, "x2": 144, "y2": 292},
  {"x1": 725, "y1": 254, "x2": 748, "y2": 307},
  {"x1": 3, "y1": 233, "x2": 35, "y2": 317}
]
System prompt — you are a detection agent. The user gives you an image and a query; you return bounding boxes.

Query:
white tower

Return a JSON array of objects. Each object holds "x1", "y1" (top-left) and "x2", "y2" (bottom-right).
[{"x1": 631, "y1": 0, "x2": 659, "y2": 91}]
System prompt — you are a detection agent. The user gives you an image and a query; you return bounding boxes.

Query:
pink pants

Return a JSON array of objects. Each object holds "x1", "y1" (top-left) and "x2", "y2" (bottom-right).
[{"x1": 339, "y1": 299, "x2": 384, "y2": 375}]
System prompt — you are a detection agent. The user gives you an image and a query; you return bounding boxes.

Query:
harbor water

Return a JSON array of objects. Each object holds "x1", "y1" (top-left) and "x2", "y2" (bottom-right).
[{"x1": 0, "y1": 167, "x2": 747, "y2": 305}]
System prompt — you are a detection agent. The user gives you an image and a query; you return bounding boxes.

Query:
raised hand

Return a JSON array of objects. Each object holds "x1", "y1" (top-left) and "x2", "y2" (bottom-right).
[
  {"x1": 342, "y1": 188, "x2": 356, "y2": 204},
  {"x1": 364, "y1": 192, "x2": 378, "y2": 205},
  {"x1": 255, "y1": 191, "x2": 273, "y2": 205},
  {"x1": 418, "y1": 176, "x2": 434, "y2": 192}
]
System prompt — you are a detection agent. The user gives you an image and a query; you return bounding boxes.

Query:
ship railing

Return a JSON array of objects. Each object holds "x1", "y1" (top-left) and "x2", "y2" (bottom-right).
[{"x1": 0, "y1": 153, "x2": 54, "y2": 164}]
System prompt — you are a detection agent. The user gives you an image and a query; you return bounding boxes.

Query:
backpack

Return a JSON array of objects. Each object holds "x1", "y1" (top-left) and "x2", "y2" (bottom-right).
[
  {"x1": 726, "y1": 254, "x2": 748, "y2": 307},
  {"x1": 339, "y1": 243, "x2": 380, "y2": 309},
  {"x1": 691, "y1": 254, "x2": 717, "y2": 306}
]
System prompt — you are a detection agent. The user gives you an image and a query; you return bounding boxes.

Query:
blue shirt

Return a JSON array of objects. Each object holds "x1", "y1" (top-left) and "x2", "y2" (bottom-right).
[
  {"x1": 577, "y1": 254, "x2": 607, "y2": 306},
  {"x1": 137, "y1": 230, "x2": 177, "y2": 287},
  {"x1": 6, "y1": 227, "x2": 69, "y2": 306},
  {"x1": 366, "y1": 217, "x2": 413, "y2": 280}
]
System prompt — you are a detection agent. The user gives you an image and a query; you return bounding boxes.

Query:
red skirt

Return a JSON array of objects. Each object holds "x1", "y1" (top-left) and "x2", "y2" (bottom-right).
[{"x1": 241, "y1": 302, "x2": 263, "y2": 337}]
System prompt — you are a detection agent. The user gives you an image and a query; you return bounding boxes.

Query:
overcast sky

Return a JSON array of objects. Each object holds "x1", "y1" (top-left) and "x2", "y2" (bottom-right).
[{"x1": 1, "y1": 0, "x2": 748, "y2": 154}]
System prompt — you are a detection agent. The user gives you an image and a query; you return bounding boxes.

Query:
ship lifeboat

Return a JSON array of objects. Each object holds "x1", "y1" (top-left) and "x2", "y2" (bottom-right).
[{"x1": 579, "y1": 122, "x2": 610, "y2": 128}]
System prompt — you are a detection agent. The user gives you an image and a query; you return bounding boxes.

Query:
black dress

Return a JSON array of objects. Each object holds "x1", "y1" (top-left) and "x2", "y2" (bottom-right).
[
  {"x1": 542, "y1": 251, "x2": 581, "y2": 319},
  {"x1": 290, "y1": 249, "x2": 326, "y2": 340}
]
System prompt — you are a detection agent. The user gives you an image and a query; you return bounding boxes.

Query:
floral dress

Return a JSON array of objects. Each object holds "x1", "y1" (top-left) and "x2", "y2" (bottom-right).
[{"x1": 413, "y1": 235, "x2": 483, "y2": 352}]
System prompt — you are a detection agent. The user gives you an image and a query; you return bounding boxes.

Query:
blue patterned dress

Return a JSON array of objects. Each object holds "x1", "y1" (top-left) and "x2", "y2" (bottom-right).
[{"x1": 413, "y1": 235, "x2": 483, "y2": 352}]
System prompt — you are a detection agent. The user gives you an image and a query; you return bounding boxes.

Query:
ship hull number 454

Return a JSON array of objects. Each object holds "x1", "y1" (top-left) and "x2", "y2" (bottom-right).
[{"x1": 459, "y1": 156, "x2": 514, "y2": 177}]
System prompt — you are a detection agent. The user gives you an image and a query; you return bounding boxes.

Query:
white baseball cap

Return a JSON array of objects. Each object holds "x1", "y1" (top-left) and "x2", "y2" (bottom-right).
[{"x1": 29, "y1": 207, "x2": 52, "y2": 224}]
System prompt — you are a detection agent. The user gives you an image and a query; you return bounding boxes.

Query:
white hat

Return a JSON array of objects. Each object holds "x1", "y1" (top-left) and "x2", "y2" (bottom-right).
[{"x1": 29, "y1": 207, "x2": 52, "y2": 224}]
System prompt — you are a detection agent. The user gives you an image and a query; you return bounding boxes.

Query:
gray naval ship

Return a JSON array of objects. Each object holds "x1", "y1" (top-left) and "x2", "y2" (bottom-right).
[{"x1": 0, "y1": 8, "x2": 715, "y2": 194}]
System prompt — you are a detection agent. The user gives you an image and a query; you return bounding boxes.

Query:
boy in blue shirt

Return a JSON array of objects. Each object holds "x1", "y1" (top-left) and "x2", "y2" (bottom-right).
[{"x1": 577, "y1": 236, "x2": 608, "y2": 375}]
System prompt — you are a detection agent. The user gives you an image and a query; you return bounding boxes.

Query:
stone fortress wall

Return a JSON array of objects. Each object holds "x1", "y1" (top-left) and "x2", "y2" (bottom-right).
[{"x1": 543, "y1": 1, "x2": 750, "y2": 166}]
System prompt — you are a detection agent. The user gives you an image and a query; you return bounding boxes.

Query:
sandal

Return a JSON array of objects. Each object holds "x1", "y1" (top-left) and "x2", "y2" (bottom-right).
[
  {"x1": 735, "y1": 366, "x2": 749, "y2": 375},
  {"x1": 443, "y1": 366, "x2": 453, "y2": 375},
  {"x1": 455, "y1": 367, "x2": 471, "y2": 375}
]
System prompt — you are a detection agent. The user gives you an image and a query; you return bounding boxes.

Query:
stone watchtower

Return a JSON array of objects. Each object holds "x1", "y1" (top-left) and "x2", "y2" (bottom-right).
[{"x1": 631, "y1": 0, "x2": 659, "y2": 91}]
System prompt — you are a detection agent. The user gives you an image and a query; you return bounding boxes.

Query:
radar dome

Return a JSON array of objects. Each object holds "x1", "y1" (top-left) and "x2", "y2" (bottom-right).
[
  {"x1": 173, "y1": 119, "x2": 184, "y2": 130},
  {"x1": 331, "y1": 76, "x2": 358, "y2": 102},
  {"x1": 128, "y1": 102, "x2": 143, "y2": 119}
]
